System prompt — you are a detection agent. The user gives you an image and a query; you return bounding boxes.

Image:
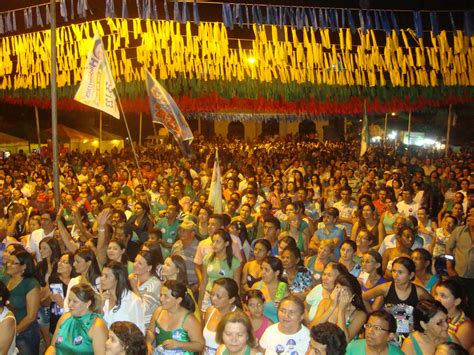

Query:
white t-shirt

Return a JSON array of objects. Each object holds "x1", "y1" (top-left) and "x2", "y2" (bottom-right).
[
  {"x1": 378, "y1": 233, "x2": 423, "y2": 255},
  {"x1": 260, "y1": 323, "x2": 310, "y2": 355},
  {"x1": 103, "y1": 290, "x2": 145, "y2": 334},
  {"x1": 305, "y1": 284, "x2": 323, "y2": 321},
  {"x1": 333, "y1": 200, "x2": 357, "y2": 236},
  {"x1": 29, "y1": 228, "x2": 55, "y2": 262},
  {"x1": 396, "y1": 201, "x2": 420, "y2": 217}
]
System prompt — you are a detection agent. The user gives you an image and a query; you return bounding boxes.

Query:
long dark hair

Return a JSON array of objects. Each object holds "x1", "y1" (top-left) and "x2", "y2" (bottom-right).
[
  {"x1": 11, "y1": 249, "x2": 36, "y2": 278},
  {"x1": 103, "y1": 260, "x2": 132, "y2": 312},
  {"x1": 364, "y1": 250, "x2": 383, "y2": 277},
  {"x1": 436, "y1": 279, "x2": 468, "y2": 312},
  {"x1": 413, "y1": 300, "x2": 447, "y2": 332},
  {"x1": 281, "y1": 245, "x2": 304, "y2": 268},
  {"x1": 411, "y1": 248, "x2": 433, "y2": 274},
  {"x1": 136, "y1": 250, "x2": 159, "y2": 276},
  {"x1": 0, "y1": 281, "x2": 10, "y2": 307},
  {"x1": 335, "y1": 273, "x2": 366, "y2": 313},
  {"x1": 210, "y1": 229, "x2": 234, "y2": 268},
  {"x1": 75, "y1": 247, "x2": 101, "y2": 287},
  {"x1": 168, "y1": 255, "x2": 188, "y2": 284},
  {"x1": 37, "y1": 237, "x2": 62, "y2": 285},
  {"x1": 163, "y1": 280, "x2": 195, "y2": 313},
  {"x1": 392, "y1": 256, "x2": 416, "y2": 277},
  {"x1": 262, "y1": 256, "x2": 285, "y2": 282},
  {"x1": 213, "y1": 278, "x2": 242, "y2": 309},
  {"x1": 229, "y1": 220, "x2": 249, "y2": 246},
  {"x1": 107, "y1": 237, "x2": 129, "y2": 265}
]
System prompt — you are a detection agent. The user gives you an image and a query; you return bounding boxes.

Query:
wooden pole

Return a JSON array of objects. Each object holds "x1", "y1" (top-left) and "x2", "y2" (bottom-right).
[
  {"x1": 407, "y1": 110, "x2": 412, "y2": 145},
  {"x1": 446, "y1": 104, "x2": 452, "y2": 158},
  {"x1": 34, "y1": 106, "x2": 41, "y2": 149},
  {"x1": 99, "y1": 112, "x2": 103, "y2": 153},
  {"x1": 383, "y1": 113, "x2": 388, "y2": 144},
  {"x1": 50, "y1": 0, "x2": 60, "y2": 211},
  {"x1": 139, "y1": 112, "x2": 143, "y2": 146},
  {"x1": 344, "y1": 117, "x2": 347, "y2": 141}
]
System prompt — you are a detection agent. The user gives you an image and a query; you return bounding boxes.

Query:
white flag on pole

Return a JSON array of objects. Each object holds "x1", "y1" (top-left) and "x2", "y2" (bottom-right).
[
  {"x1": 208, "y1": 150, "x2": 223, "y2": 213},
  {"x1": 74, "y1": 34, "x2": 120, "y2": 119}
]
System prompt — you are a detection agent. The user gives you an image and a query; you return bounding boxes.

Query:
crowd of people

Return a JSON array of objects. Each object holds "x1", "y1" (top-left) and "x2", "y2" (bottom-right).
[{"x1": 0, "y1": 135, "x2": 472, "y2": 355}]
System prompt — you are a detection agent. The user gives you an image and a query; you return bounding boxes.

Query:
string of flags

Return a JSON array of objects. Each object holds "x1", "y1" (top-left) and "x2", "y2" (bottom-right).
[
  {"x1": 0, "y1": 0, "x2": 472, "y2": 38},
  {"x1": 0, "y1": 0, "x2": 90, "y2": 34},
  {"x1": 1, "y1": 18, "x2": 473, "y2": 93}
]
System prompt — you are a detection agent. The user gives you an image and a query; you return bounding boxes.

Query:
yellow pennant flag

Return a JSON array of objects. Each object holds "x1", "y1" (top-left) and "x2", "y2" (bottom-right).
[{"x1": 74, "y1": 34, "x2": 120, "y2": 119}]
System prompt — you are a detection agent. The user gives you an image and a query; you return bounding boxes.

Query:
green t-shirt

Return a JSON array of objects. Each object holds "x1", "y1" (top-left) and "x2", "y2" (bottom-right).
[
  {"x1": 346, "y1": 339, "x2": 404, "y2": 355},
  {"x1": 203, "y1": 254, "x2": 241, "y2": 291},
  {"x1": 155, "y1": 218, "x2": 180, "y2": 258},
  {"x1": 6, "y1": 277, "x2": 40, "y2": 324}
]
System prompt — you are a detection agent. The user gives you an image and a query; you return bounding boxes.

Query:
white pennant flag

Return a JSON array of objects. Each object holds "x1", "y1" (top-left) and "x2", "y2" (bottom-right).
[{"x1": 74, "y1": 34, "x2": 120, "y2": 119}]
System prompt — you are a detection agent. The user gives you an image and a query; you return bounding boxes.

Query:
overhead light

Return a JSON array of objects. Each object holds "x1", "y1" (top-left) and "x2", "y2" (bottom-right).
[
  {"x1": 247, "y1": 57, "x2": 256, "y2": 64},
  {"x1": 391, "y1": 112, "x2": 396, "y2": 116}
]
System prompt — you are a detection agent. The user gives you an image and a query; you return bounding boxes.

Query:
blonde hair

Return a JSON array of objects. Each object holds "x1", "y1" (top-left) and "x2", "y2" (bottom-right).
[{"x1": 319, "y1": 238, "x2": 336, "y2": 252}]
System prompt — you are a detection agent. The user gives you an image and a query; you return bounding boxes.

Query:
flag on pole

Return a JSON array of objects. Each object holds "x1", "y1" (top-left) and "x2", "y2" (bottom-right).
[
  {"x1": 360, "y1": 99, "x2": 369, "y2": 157},
  {"x1": 208, "y1": 150, "x2": 223, "y2": 213},
  {"x1": 74, "y1": 34, "x2": 120, "y2": 119},
  {"x1": 145, "y1": 70, "x2": 193, "y2": 145}
]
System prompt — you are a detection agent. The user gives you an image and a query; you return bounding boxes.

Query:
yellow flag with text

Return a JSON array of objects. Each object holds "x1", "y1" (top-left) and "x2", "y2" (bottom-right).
[{"x1": 74, "y1": 34, "x2": 120, "y2": 119}]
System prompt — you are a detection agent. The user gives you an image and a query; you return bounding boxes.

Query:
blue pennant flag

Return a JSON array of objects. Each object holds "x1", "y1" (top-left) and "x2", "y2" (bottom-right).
[{"x1": 146, "y1": 70, "x2": 193, "y2": 147}]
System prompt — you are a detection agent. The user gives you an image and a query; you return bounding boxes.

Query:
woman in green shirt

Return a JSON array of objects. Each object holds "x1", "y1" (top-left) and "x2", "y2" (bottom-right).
[
  {"x1": 3, "y1": 249, "x2": 40, "y2": 355},
  {"x1": 146, "y1": 280, "x2": 204, "y2": 355},
  {"x1": 215, "y1": 310, "x2": 259, "y2": 355},
  {"x1": 199, "y1": 229, "x2": 241, "y2": 311},
  {"x1": 46, "y1": 283, "x2": 108, "y2": 355}
]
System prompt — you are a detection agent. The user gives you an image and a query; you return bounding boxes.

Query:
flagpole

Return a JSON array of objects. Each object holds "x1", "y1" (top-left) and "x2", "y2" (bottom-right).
[
  {"x1": 407, "y1": 110, "x2": 412, "y2": 145},
  {"x1": 50, "y1": 0, "x2": 60, "y2": 212},
  {"x1": 113, "y1": 90, "x2": 152, "y2": 212},
  {"x1": 99, "y1": 112, "x2": 103, "y2": 154},
  {"x1": 34, "y1": 106, "x2": 41, "y2": 149},
  {"x1": 344, "y1": 117, "x2": 347, "y2": 141},
  {"x1": 139, "y1": 112, "x2": 143, "y2": 146},
  {"x1": 445, "y1": 104, "x2": 452, "y2": 158}
]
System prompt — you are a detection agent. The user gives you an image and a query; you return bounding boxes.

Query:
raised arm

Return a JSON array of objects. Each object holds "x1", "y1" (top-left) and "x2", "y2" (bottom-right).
[
  {"x1": 96, "y1": 208, "x2": 112, "y2": 266},
  {"x1": 56, "y1": 207, "x2": 79, "y2": 252}
]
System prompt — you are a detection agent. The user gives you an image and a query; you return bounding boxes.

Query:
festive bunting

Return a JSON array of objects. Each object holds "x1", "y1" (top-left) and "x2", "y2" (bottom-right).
[
  {"x1": 0, "y1": 2, "x2": 471, "y2": 38},
  {"x1": 1, "y1": 19, "x2": 472, "y2": 92}
]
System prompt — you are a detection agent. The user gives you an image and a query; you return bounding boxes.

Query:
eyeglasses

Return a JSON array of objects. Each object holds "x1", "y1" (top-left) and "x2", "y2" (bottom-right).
[{"x1": 364, "y1": 323, "x2": 390, "y2": 332}]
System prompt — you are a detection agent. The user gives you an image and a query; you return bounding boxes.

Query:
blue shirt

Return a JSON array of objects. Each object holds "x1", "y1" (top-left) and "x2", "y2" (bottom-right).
[{"x1": 315, "y1": 225, "x2": 344, "y2": 257}]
